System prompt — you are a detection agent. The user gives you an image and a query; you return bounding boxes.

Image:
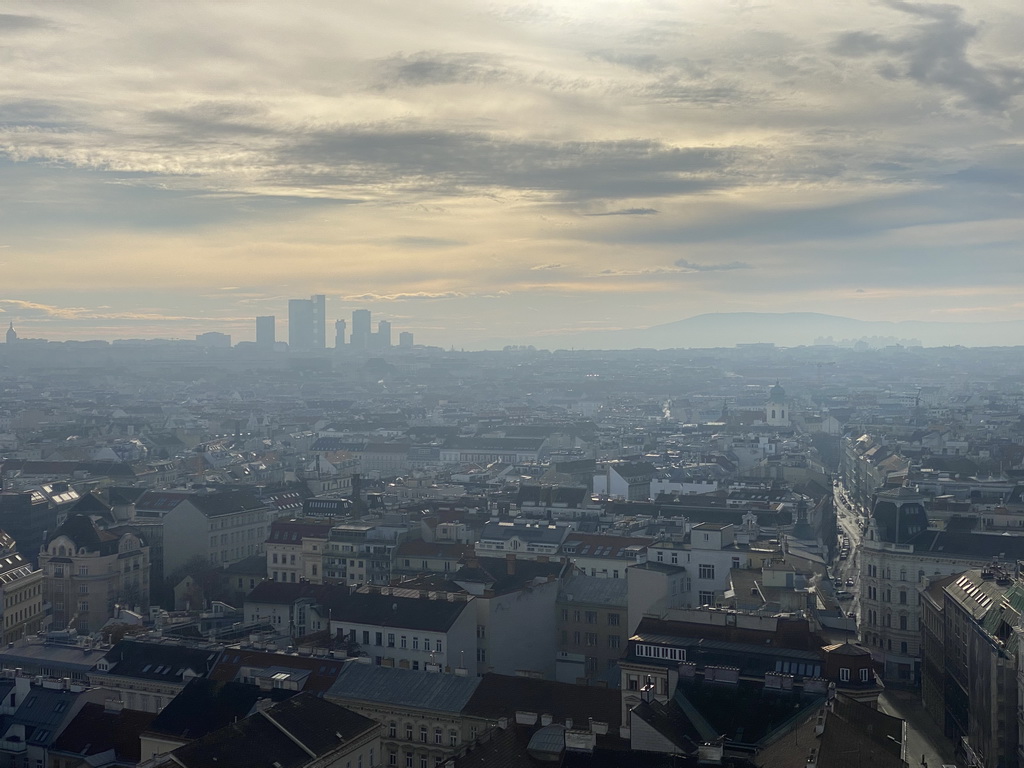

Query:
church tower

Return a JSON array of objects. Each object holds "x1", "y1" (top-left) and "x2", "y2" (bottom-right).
[
  {"x1": 5, "y1": 323, "x2": 16, "y2": 344},
  {"x1": 766, "y1": 381, "x2": 789, "y2": 427}
]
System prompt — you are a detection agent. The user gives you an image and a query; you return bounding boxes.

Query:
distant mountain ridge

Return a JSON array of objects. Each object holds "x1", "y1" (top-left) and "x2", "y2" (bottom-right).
[{"x1": 522, "y1": 312, "x2": 1024, "y2": 350}]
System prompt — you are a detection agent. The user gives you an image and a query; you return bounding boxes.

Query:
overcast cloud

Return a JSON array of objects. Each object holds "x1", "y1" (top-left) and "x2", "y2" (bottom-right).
[{"x1": 0, "y1": 0, "x2": 1022, "y2": 347}]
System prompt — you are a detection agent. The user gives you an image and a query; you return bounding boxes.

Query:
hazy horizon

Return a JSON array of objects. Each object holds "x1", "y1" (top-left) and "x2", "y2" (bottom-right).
[{"x1": 2, "y1": 2, "x2": 1023, "y2": 347}]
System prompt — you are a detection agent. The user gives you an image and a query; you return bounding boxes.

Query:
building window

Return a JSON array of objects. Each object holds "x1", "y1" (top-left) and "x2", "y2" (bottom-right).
[
  {"x1": 900, "y1": 641, "x2": 908, "y2": 654},
  {"x1": 401, "y1": 636, "x2": 408, "y2": 649},
  {"x1": 698, "y1": 564, "x2": 714, "y2": 580},
  {"x1": 79, "y1": 601, "x2": 88, "y2": 612},
  {"x1": 608, "y1": 613, "x2": 620, "y2": 626},
  {"x1": 699, "y1": 591, "x2": 715, "y2": 605},
  {"x1": 477, "y1": 648, "x2": 486, "y2": 663},
  {"x1": 477, "y1": 625, "x2": 486, "y2": 639},
  {"x1": 450, "y1": 729, "x2": 458, "y2": 747},
  {"x1": 859, "y1": 668, "x2": 869, "y2": 682},
  {"x1": 406, "y1": 724, "x2": 413, "y2": 740},
  {"x1": 412, "y1": 637, "x2": 419, "y2": 650},
  {"x1": 670, "y1": 552, "x2": 678, "y2": 565},
  {"x1": 840, "y1": 668, "x2": 850, "y2": 681},
  {"x1": 388, "y1": 633, "x2": 395, "y2": 648},
  {"x1": 389, "y1": 722, "x2": 397, "y2": 738},
  {"x1": 560, "y1": 609, "x2": 569, "y2": 621},
  {"x1": 405, "y1": 752, "x2": 413, "y2": 768},
  {"x1": 608, "y1": 635, "x2": 621, "y2": 649},
  {"x1": 435, "y1": 640, "x2": 442, "y2": 653},
  {"x1": 272, "y1": 553, "x2": 278, "y2": 564},
  {"x1": 419, "y1": 726, "x2": 427, "y2": 743},
  {"x1": 434, "y1": 727, "x2": 442, "y2": 744},
  {"x1": 585, "y1": 632, "x2": 598, "y2": 647},
  {"x1": 899, "y1": 590, "x2": 907, "y2": 605},
  {"x1": 389, "y1": 752, "x2": 397, "y2": 767},
  {"x1": 78, "y1": 566, "x2": 88, "y2": 576}
]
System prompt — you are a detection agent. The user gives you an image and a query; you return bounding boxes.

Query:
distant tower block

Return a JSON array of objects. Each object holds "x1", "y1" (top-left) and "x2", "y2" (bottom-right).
[
  {"x1": 334, "y1": 319, "x2": 347, "y2": 348},
  {"x1": 351, "y1": 309, "x2": 371, "y2": 351},
  {"x1": 398, "y1": 331, "x2": 413, "y2": 348},
  {"x1": 311, "y1": 294, "x2": 326, "y2": 349},
  {"x1": 766, "y1": 381, "x2": 789, "y2": 427},
  {"x1": 5, "y1": 323, "x2": 16, "y2": 344},
  {"x1": 288, "y1": 298, "x2": 314, "y2": 350},
  {"x1": 377, "y1": 320, "x2": 392, "y2": 349},
  {"x1": 256, "y1": 315, "x2": 276, "y2": 347}
]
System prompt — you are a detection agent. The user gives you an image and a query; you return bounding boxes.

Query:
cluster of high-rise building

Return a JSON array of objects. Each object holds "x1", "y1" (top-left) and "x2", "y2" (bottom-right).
[{"x1": 255, "y1": 295, "x2": 414, "y2": 351}]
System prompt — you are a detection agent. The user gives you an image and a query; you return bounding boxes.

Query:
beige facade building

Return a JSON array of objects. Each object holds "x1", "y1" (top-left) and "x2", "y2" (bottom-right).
[
  {"x1": 40, "y1": 514, "x2": 149, "y2": 635},
  {"x1": 0, "y1": 530, "x2": 44, "y2": 643},
  {"x1": 265, "y1": 518, "x2": 332, "y2": 584}
]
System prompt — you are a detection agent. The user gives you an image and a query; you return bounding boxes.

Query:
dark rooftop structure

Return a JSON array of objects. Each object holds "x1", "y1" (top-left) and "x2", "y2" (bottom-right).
[
  {"x1": 165, "y1": 692, "x2": 378, "y2": 768},
  {"x1": 50, "y1": 701, "x2": 157, "y2": 765},
  {"x1": 145, "y1": 678, "x2": 296, "y2": 744}
]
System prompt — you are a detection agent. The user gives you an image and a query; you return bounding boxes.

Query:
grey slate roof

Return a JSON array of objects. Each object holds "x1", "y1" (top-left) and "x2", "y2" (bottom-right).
[
  {"x1": 326, "y1": 663, "x2": 481, "y2": 713},
  {"x1": 187, "y1": 490, "x2": 267, "y2": 517},
  {"x1": 167, "y1": 692, "x2": 377, "y2": 768}
]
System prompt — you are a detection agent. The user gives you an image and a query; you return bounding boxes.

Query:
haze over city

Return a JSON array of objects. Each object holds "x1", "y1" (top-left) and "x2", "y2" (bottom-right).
[{"x1": 2, "y1": 1, "x2": 1024, "y2": 348}]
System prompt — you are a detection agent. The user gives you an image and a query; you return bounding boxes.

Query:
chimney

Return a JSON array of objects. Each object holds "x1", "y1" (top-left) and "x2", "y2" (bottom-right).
[
  {"x1": 506, "y1": 554, "x2": 516, "y2": 576},
  {"x1": 104, "y1": 699, "x2": 124, "y2": 714}
]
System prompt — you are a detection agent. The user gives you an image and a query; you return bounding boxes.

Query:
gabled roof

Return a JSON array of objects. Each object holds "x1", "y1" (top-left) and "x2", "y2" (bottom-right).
[
  {"x1": 167, "y1": 692, "x2": 377, "y2": 768},
  {"x1": 327, "y1": 663, "x2": 481, "y2": 713},
  {"x1": 185, "y1": 490, "x2": 267, "y2": 518},
  {"x1": 99, "y1": 640, "x2": 221, "y2": 682},
  {"x1": 817, "y1": 694, "x2": 903, "y2": 768},
  {"x1": 45, "y1": 513, "x2": 106, "y2": 552},
  {"x1": 209, "y1": 649, "x2": 347, "y2": 694},
  {"x1": 51, "y1": 702, "x2": 156, "y2": 762},
  {"x1": 452, "y1": 556, "x2": 565, "y2": 595},
  {"x1": 463, "y1": 673, "x2": 621, "y2": 728},
  {"x1": 146, "y1": 678, "x2": 296, "y2": 741}
]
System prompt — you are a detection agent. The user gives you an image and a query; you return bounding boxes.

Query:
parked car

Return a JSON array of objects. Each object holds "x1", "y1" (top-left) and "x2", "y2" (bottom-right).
[
  {"x1": 845, "y1": 578, "x2": 855, "y2": 587},
  {"x1": 836, "y1": 590, "x2": 853, "y2": 600}
]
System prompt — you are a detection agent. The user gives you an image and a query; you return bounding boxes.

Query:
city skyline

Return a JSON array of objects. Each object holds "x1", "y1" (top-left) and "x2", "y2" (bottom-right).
[{"x1": 1, "y1": 2, "x2": 1023, "y2": 348}]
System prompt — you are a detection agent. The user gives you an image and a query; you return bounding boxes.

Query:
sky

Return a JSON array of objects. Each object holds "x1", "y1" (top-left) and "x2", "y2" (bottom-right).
[{"x1": 1, "y1": 0, "x2": 1023, "y2": 349}]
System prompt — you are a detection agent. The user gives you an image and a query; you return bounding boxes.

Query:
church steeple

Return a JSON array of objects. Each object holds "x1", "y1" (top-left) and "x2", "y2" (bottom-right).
[{"x1": 5, "y1": 323, "x2": 16, "y2": 344}]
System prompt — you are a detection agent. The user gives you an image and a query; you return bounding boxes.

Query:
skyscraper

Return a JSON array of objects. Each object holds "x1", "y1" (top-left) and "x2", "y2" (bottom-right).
[
  {"x1": 376, "y1": 320, "x2": 392, "y2": 349},
  {"x1": 288, "y1": 299, "x2": 315, "y2": 350},
  {"x1": 311, "y1": 294, "x2": 326, "y2": 349},
  {"x1": 256, "y1": 315, "x2": 276, "y2": 348},
  {"x1": 334, "y1": 319, "x2": 347, "y2": 348},
  {"x1": 351, "y1": 309, "x2": 371, "y2": 351},
  {"x1": 398, "y1": 331, "x2": 413, "y2": 348}
]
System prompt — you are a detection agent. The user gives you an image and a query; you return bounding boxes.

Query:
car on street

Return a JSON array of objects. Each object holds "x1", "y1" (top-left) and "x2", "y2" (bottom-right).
[
  {"x1": 845, "y1": 578, "x2": 855, "y2": 587},
  {"x1": 836, "y1": 590, "x2": 853, "y2": 600}
]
